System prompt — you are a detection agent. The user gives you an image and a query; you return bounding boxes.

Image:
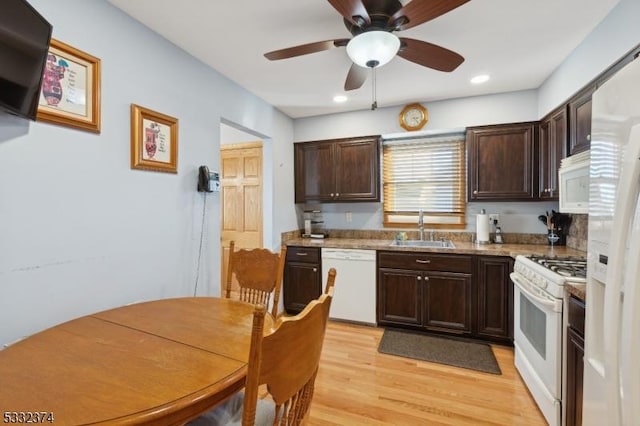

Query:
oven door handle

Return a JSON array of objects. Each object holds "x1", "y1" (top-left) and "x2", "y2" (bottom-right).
[{"x1": 510, "y1": 272, "x2": 562, "y2": 312}]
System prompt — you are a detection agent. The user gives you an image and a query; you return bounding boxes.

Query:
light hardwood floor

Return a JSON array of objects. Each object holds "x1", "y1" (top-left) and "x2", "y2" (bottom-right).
[{"x1": 308, "y1": 321, "x2": 546, "y2": 425}]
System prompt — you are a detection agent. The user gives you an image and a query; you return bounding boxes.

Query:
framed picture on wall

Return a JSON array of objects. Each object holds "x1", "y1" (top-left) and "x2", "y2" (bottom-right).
[
  {"x1": 37, "y1": 38, "x2": 101, "y2": 133},
  {"x1": 130, "y1": 104, "x2": 179, "y2": 173}
]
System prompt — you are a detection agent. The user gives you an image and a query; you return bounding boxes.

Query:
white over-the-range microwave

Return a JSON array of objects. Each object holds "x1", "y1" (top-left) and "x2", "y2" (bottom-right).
[{"x1": 558, "y1": 150, "x2": 590, "y2": 214}]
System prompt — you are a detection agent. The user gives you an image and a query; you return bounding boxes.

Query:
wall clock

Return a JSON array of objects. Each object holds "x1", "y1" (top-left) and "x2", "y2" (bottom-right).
[{"x1": 399, "y1": 103, "x2": 428, "y2": 131}]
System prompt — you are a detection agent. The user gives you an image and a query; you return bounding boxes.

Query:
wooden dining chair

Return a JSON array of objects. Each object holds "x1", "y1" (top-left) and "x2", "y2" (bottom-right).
[
  {"x1": 324, "y1": 267, "x2": 337, "y2": 294},
  {"x1": 189, "y1": 275, "x2": 335, "y2": 426},
  {"x1": 226, "y1": 241, "x2": 287, "y2": 317}
]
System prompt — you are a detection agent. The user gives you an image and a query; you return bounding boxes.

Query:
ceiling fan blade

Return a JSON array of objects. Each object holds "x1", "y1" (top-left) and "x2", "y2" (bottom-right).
[
  {"x1": 326, "y1": 0, "x2": 371, "y2": 26},
  {"x1": 398, "y1": 38, "x2": 464, "y2": 72},
  {"x1": 264, "y1": 39, "x2": 350, "y2": 60},
  {"x1": 344, "y1": 63, "x2": 368, "y2": 91},
  {"x1": 389, "y1": 0, "x2": 469, "y2": 31}
]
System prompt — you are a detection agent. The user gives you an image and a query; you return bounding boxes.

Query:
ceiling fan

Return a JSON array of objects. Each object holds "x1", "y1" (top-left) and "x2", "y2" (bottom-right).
[{"x1": 264, "y1": 0, "x2": 469, "y2": 92}]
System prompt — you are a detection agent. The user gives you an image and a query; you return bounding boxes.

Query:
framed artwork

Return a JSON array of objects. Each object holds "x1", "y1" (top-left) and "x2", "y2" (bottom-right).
[
  {"x1": 130, "y1": 104, "x2": 179, "y2": 173},
  {"x1": 37, "y1": 38, "x2": 101, "y2": 133}
]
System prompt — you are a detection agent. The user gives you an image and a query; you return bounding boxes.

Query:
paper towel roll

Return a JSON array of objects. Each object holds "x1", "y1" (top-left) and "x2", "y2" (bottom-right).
[{"x1": 476, "y1": 212, "x2": 490, "y2": 243}]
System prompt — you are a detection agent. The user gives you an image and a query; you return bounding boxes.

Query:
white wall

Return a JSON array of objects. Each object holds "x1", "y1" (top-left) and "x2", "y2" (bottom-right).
[
  {"x1": 538, "y1": 0, "x2": 640, "y2": 116},
  {"x1": 0, "y1": 0, "x2": 296, "y2": 347},
  {"x1": 294, "y1": 90, "x2": 538, "y2": 141},
  {"x1": 220, "y1": 123, "x2": 262, "y2": 145}
]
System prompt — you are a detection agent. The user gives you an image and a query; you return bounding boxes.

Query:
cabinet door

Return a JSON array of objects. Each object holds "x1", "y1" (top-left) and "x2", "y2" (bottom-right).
[
  {"x1": 294, "y1": 136, "x2": 381, "y2": 203},
  {"x1": 334, "y1": 137, "x2": 380, "y2": 201},
  {"x1": 538, "y1": 119, "x2": 552, "y2": 199},
  {"x1": 549, "y1": 108, "x2": 567, "y2": 197},
  {"x1": 539, "y1": 108, "x2": 567, "y2": 200},
  {"x1": 569, "y1": 86, "x2": 594, "y2": 156},
  {"x1": 377, "y1": 268, "x2": 422, "y2": 327},
  {"x1": 423, "y1": 272, "x2": 471, "y2": 334},
  {"x1": 467, "y1": 123, "x2": 537, "y2": 201},
  {"x1": 423, "y1": 272, "x2": 472, "y2": 334},
  {"x1": 283, "y1": 261, "x2": 321, "y2": 314},
  {"x1": 566, "y1": 327, "x2": 584, "y2": 426},
  {"x1": 476, "y1": 256, "x2": 513, "y2": 342},
  {"x1": 294, "y1": 141, "x2": 334, "y2": 203}
]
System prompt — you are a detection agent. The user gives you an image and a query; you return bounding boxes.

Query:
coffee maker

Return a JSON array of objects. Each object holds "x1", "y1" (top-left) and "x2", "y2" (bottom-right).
[{"x1": 302, "y1": 210, "x2": 326, "y2": 238}]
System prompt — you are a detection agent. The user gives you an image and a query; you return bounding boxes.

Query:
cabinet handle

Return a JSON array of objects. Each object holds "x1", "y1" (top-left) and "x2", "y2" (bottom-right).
[
  {"x1": 587, "y1": 134, "x2": 591, "y2": 141},
  {"x1": 473, "y1": 190, "x2": 478, "y2": 194},
  {"x1": 336, "y1": 193, "x2": 340, "y2": 197},
  {"x1": 415, "y1": 259, "x2": 431, "y2": 264},
  {"x1": 417, "y1": 276, "x2": 422, "y2": 281},
  {"x1": 424, "y1": 276, "x2": 430, "y2": 281},
  {"x1": 313, "y1": 268, "x2": 317, "y2": 272},
  {"x1": 330, "y1": 193, "x2": 335, "y2": 197},
  {"x1": 296, "y1": 252, "x2": 308, "y2": 256}
]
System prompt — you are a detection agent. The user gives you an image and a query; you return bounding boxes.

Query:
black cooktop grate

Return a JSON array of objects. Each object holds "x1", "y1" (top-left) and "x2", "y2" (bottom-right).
[{"x1": 526, "y1": 255, "x2": 587, "y2": 279}]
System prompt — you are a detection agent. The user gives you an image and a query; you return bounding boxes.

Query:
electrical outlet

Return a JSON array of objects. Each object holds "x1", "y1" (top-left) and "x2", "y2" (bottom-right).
[
  {"x1": 346, "y1": 212, "x2": 352, "y2": 222},
  {"x1": 489, "y1": 214, "x2": 500, "y2": 224}
]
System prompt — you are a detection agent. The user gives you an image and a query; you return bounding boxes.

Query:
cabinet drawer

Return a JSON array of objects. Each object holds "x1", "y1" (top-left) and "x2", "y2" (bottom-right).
[
  {"x1": 568, "y1": 295, "x2": 586, "y2": 336},
  {"x1": 378, "y1": 251, "x2": 472, "y2": 273},
  {"x1": 286, "y1": 246, "x2": 320, "y2": 263}
]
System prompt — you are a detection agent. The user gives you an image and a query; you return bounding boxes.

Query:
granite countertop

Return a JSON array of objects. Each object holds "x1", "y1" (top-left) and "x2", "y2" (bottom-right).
[
  {"x1": 284, "y1": 237, "x2": 586, "y2": 259},
  {"x1": 284, "y1": 233, "x2": 588, "y2": 301},
  {"x1": 565, "y1": 283, "x2": 587, "y2": 302}
]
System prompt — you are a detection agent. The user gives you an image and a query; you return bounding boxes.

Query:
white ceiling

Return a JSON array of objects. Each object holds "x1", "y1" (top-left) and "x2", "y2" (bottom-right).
[{"x1": 107, "y1": 0, "x2": 619, "y2": 119}]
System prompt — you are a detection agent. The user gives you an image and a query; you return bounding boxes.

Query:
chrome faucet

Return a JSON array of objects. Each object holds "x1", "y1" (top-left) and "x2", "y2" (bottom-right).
[{"x1": 418, "y1": 209, "x2": 424, "y2": 241}]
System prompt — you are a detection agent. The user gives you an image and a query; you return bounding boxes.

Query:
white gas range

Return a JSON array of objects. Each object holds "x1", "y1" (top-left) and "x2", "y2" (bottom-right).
[{"x1": 510, "y1": 254, "x2": 587, "y2": 426}]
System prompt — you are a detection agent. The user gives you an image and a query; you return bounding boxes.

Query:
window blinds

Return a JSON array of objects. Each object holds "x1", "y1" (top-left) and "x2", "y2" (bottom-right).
[{"x1": 382, "y1": 133, "x2": 466, "y2": 227}]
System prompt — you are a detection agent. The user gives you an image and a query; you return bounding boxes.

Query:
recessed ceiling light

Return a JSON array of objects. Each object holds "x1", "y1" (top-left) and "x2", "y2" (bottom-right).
[
  {"x1": 333, "y1": 95, "x2": 348, "y2": 103},
  {"x1": 471, "y1": 74, "x2": 490, "y2": 84}
]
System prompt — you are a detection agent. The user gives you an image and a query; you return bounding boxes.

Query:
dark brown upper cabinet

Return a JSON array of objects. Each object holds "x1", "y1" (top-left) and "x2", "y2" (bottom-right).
[
  {"x1": 294, "y1": 135, "x2": 380, "y2": 203},
  {"x1": 539, "y1": 107, "x2": 567, "y2": 199},
  {"x1": 568, "y1": 85, "x2": 595, "y2": 156},
  {"x1": 467, "y1": 122, "x2": 537, "y2": 201}
]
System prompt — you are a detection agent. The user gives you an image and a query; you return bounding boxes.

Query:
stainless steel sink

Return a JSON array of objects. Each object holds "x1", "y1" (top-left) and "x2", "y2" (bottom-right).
[{"x1": 390, "y1": 239, "x2": 456, "y2": 249}]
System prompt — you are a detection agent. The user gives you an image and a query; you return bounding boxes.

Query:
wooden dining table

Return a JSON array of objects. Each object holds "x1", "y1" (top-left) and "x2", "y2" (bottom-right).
[{"x1": 0, "y1": 297, "x2": 271, "y2": 425}]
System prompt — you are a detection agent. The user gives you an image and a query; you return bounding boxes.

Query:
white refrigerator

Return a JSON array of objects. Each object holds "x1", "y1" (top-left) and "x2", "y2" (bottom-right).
[{"x1": 583, "y1": 57, "x2": 640, "y2": 425}]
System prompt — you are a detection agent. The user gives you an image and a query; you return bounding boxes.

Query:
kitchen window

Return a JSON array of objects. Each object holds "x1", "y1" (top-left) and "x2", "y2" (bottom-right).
[{"x1": 382, "y1": 133, "x2": 466, "y2": 227}]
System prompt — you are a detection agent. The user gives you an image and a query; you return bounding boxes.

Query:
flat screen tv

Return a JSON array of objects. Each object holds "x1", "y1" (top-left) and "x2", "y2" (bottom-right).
[{"x1": 0, "y1": 0, "x2": 52, "y2": 121}]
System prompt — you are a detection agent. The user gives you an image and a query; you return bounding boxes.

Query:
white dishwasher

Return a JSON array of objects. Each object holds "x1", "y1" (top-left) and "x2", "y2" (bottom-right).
[{"x1": 321, "y1": 248, "x2": 376, "y2": 325}]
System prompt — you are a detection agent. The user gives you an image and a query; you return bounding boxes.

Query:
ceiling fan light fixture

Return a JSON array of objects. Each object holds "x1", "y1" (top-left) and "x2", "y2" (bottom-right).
[{"x1": 346, "y1": 31, "x2": 400, "y2": 68}]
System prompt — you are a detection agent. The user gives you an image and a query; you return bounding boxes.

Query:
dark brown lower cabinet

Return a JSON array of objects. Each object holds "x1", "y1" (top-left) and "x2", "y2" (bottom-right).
[
  {"x1": 283, "y1": 246, "x2": 321, "y2": 314},
  {"x1": 476, "y1": 256, "x2": 514, "y2": 344},
  {"x1": 377, "y1": 252, "x2": 513, "y2": 344},
  {"x1": 377, "y1": 268, "x2": 422, "y2": 326},
  {"x1": 423, "y1": 272, "x2": 472, "y2": 334},
  {"x1": 566, "y1": 296, "x2": 585, "y2": 426},
  {"x1": 377, "y1": 252, "x2": 473, "y2": 337}
]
